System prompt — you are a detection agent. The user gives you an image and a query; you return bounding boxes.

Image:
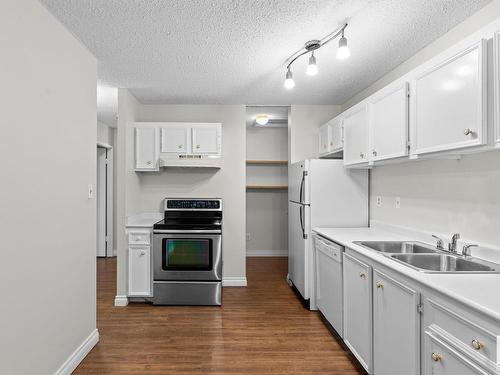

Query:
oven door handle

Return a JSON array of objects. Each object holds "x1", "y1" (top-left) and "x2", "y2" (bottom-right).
[{"x1": 153, "y1": 229, "x2": 222, "y2": 234}]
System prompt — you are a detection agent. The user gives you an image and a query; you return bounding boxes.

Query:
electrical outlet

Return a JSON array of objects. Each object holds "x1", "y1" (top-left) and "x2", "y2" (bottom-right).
[
  {"x1": 395, "y1": 197, "x2": 401, "y2": 209},
  {"x1": 376, "y1": 196, "x2": 382, "y2": 207},
  {"x1": 88, "y1": 184, "x2": 94, "y2": 199},
  {"x1": 246, "y1": 233, "x2": 250, "y2": 241}
]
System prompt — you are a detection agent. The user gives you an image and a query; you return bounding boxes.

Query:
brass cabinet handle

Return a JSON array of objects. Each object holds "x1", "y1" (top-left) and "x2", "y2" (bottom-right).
[
  {"x1": 464, "y1": 128, "x2": 474, "y2": 136},
  {"x1": 359, "y1": 152, "x2": 365, "y2": 159},
  {"x1": 372, "y1": 150, "x2": 377, "y2": 156},
  {"x1": 431, "y1": 352, "x2": 442, "y2": 362},
  {"x1": 178, "y1": 144, "x2": 183, "y2": 149},
  {"x1": 376, "y1": 281, "x2": 384, "y2": 289},
  {"x1": 196, "y1": 145, "x2": 201, "y2": 149},
  {"x1": 146, "y1": 161, "x2": 152, "y2": 165},
  {"x1": 359, "y1": 272, "x2": 366, "y2": 279},
  {"x1": 471, "y1": 339, "x2": 484, "y2": 351}
]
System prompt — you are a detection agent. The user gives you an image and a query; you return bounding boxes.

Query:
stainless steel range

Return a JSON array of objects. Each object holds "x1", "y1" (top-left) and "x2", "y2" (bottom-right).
[{"x1": 152, "y1": 198, "x2": 222, "y2": 306}]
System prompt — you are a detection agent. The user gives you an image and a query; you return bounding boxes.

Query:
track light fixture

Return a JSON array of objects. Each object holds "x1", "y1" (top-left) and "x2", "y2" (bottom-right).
[{"x1": 284, "y1": 23, "x2": 350, "y2": 89}]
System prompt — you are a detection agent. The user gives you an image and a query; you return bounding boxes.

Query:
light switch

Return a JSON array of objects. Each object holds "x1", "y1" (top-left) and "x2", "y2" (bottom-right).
[
  {"x1": 376, "y1": 196, "x2": 382, "y2": 207},
  {"x1": 88, "y1": 184, "x2": 94, "y2": 199}
]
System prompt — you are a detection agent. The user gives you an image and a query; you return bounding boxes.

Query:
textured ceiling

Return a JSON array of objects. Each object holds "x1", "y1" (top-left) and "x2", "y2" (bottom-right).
[{"x1": 40, "y1": 0, "x2": 492, "y2": 105}]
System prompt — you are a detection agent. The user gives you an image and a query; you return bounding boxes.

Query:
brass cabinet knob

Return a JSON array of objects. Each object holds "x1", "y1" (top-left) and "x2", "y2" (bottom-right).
[
  {"x1": 471, "y1": 339, "x2": 484, "y2": 350},
  {"x1": 146, "y1": 161, "x2": 152, "y2": 165},
  {"x1": 431, "y1": 352, "x2": 442, "y2": 362},
  {"x1": 359, "y1": 272, "x2": 366, "y2": 279},
  {"x1": 196, "y1": 145, "x2": 201, "y2": 149},
  {"x1": 372, "y1": 150, "x2": 377, "y2": 156},
  {"x1": 464, "y1": 128, "x2": 474, "y2": 136},
  {"x1": 178, "y1": 144, "x2": 183, "y2": 149},
  {"x1": 376, "y1": 281, "x2": 384, "y2": 289},
  {"x1": 359, "y1": 152, "x2": 365, "y2": 159}
]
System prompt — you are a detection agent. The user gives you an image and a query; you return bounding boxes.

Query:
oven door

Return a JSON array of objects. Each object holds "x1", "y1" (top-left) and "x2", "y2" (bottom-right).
[{"x1": 153, "y1": 230, "x2": 222, "y2": 281}]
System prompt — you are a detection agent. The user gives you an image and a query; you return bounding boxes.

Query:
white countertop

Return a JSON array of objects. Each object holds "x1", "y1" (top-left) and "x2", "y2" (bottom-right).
[
  {"x1": 126, "y1": 213, "x2": 162, "y2": 228},
  {"x1": 313, "y1": 227, "x2": 500, "y2": 322}
]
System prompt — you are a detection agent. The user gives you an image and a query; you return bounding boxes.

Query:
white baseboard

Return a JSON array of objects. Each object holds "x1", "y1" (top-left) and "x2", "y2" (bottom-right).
[
  {"x1": 114, "y1": 295, "x2": 129, "y2": 306},
  {"x1": 246, "y1": 249, "x2": 288, "y2": 257},
  {"x1": 222, "y1": 277, "x2": 247, "y2": 287},
  {"x1": 55, "y1": 329, "x2": 99, "y2": 375}
]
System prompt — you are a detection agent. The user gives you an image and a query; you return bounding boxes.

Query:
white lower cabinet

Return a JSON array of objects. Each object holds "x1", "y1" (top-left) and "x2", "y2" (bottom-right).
[
  {"x1": 128, "y1": 246, "x2": 151, "y2": 296},
  {"x1": 127, "y1": 227, "x2": 152, "y2": 297},
  {"x1": 343, "y1": 253, "x2": 372, "y2": 372},
  {"x1": 373, "y1": 269, "x2": 420, "y2": 375},
  {"x1": 425, "y1": 331, "x2": 494, "y2": 375}
]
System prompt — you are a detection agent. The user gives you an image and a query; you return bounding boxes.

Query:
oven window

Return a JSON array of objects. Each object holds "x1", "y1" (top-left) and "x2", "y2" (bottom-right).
[{"x1": 162, "y1": 239, "x2": 212, "y2": 270}]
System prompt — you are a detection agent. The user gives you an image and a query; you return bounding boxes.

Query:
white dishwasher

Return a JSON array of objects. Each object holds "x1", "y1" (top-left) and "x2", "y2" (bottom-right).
[{"x1": 315, "y1": 235, "x2": 344, "y2": 337}]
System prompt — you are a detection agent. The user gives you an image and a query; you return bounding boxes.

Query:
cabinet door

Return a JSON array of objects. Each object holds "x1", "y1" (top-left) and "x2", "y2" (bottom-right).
[
  {"x1": 161, "y1": 126, "x2": 188, "y2": 153},
  {"x1": 373, "y1": 269, "x2": 420, "y2": 375},
  {"x1": 411, "y1": 40, "x2": 487, "y2": 156},
  {"x1": 343, "y1": 104, "x2": 368, "y2": 166},
  {"x1": 369, "y1": 82, "x2": 409, "y2": 161},
  {"x1": 494, "y1": 30, "x2": 500, "y2": 147},
  {"x1": 135, "y1": 127, "x2": 159, "y2": 171},
  {"x1": 424, "y1": 331, "x2": 492, "y2": 375},
  {"x1": 128, "y1": 246, "x2": 151, "y2": 296},
  {"x1": 191, "y1": 124, "x2": 221, "y2": 154},
  {"x1": 318, "y1": 123, "x2": 329, "y2": 155},
  {"x1": 329, "y1": 117, "x2": 344, "y2": 152},
  {"x1": 343, "y1": 252, "x2": 372, "y2": 373}
]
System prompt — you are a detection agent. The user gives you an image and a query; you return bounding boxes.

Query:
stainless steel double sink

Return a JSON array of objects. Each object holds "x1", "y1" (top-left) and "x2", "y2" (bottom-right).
[{"x1": 353, "y1": 241, "x2": 500, "y2": 273}]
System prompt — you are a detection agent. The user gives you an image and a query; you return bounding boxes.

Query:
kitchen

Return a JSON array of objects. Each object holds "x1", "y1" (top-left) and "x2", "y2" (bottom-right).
[{"x1": 3, "y1": 0, "x2": 500, "y2": 374}]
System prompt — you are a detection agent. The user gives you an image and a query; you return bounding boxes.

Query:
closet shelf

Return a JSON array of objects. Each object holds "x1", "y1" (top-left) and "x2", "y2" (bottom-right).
[
  {"x1": 246, "y1": 160, "x2": 288, "y2": 165},
  {"x1": 246, "y1": 185, "x2": 288, "y2": 190}
]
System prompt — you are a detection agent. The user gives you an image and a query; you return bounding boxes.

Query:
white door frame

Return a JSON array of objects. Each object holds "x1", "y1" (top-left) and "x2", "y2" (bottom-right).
[{"x1": 97, "y1": 142, "x2": 114, "y2": 257}]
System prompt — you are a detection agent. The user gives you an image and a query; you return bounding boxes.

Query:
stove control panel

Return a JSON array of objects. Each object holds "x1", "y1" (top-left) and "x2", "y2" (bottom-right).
[{"x1": 165, "y1": 199, "x2": 222, "y2": 210}]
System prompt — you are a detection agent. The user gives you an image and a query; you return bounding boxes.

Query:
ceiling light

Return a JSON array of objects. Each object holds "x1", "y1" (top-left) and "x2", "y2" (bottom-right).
[
  {"x1": 284, "y1": 69, "x2": 295, "y2": 89},
  {"x1": 336, "y1": 31, "x2": 350, "y2": 60},
  {"x1": 255, "y1": 114, "x2": 269, "y2": 125},
  {"x1": 306, "y1": 52, "x2": 318, "y2": 76}
]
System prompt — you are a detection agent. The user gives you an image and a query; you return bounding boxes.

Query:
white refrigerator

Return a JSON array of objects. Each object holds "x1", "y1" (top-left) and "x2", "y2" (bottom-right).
[{"x1": 288, "y1": 159, "x2": 368, "y2": 309}]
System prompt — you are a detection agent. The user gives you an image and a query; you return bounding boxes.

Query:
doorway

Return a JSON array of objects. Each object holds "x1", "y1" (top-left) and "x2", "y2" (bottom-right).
[{"x1": 97, "y1": 143, "x2": 113, "y2": 257}]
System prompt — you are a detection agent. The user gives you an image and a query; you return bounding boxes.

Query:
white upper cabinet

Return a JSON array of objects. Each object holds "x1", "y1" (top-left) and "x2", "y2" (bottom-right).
[
  {"x1": 135, "y1": 127, "x2": 159, "y2": 171},
  {"x1": 318, "y1": 123, "x2": 329, "y2": 156},
  {"x1": 319, "y1": 117, "x2": 343, "y2": 157},
  {"x1": 494, "y1": 30, "x2": 500, "y2": 147},
  {"x1": 369, "y1": 82, "x2": 409, "y2": 162},
  {"x1": 329, "y1": 117, "x2": 344, "y2": 153},
  {"x1": 410, "y1": 40, "x2": 487, "y2": 156},
  {"x1": 191, "y1": 124, "x2": 221, "y2": 154},
  {"x1": 161, "y1": 127, "x2": 189, "y2": 153},
  {"x1": 343, "y1": 103, "x2": 369, "y2": 166}
]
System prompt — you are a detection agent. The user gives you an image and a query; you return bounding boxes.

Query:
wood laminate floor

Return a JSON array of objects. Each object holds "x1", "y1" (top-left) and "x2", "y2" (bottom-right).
[{"x1": 75, "y1": 257, "x2": 365, "y2": 374}]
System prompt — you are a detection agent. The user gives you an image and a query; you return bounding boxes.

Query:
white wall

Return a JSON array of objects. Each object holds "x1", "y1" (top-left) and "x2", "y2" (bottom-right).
[
  {"x1": 371, "y1": 151, "x2": 500, "y2": 247},
  {"x1": 116, "y1": 89, "x2": 141, "y2": 297},
  {"x1": 288, "y1": 105, "x2": 342, "y2": 163},
  {"x1": 0, "y1": 0, "x2": 97, "y2": 373},
  {"x1": 341, "y1": 0, "x2": 500, "y2": 247},
  {"x1": 116, "y1": 102, "x2": 247, "y2": 286},
  {"x1": 246, "y1": 126, "x2": 288, "y2": 254}
]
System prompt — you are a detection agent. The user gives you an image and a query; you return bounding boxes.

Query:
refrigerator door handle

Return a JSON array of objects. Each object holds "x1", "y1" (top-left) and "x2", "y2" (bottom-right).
[
  {"x1": 299, "y1": 205, "x2": 307, "y2": 239},
  {"x1": 299, "y1": 171, "x2": 305, "y2": 204}
]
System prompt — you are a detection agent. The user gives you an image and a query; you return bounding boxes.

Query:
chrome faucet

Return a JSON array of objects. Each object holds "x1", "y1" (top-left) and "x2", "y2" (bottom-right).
[
  {"x1": 462, "y1": 244, "x2": 478, "y2": 257},
  {"x1": 448, "y1": 233, "x2": 460, "y2": 253},
  {"x1": 432, "y1": 235, "x2": 445, "y2": 250}
]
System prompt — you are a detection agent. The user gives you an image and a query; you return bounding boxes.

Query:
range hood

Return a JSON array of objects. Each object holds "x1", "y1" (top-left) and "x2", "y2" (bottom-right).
[{"x1": 159, "y1": 153, "x2": 222, "y2": 169}]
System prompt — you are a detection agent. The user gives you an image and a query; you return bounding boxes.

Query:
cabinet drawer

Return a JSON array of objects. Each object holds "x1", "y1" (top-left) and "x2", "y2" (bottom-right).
[
  {"x1": 128, "y1": 231, "x2": 151, "y2": 245},
  {"x1": 425, "y1": 331, "x2": 494, "y2": 375},
  {"x1": 427, "y1": 297, "x2": 500, "y2": 366},
  {"x1": 315, "y1": 236, "x2": 343, "y2": 263}
]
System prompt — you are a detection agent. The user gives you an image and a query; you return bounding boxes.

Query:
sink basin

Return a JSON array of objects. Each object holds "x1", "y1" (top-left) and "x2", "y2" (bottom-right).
[
  {"x1": 390, "y1": 253, "x2": 500, "y2": 273},
  {"x1": 354, "y1": 241, "x2": 437, "y2": 254}
]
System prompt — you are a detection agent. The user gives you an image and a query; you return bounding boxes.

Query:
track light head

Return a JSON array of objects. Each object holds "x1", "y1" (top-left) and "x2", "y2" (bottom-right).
[
  {"x1": 306, "y1": 52, "x2": 318, "y2": 76},
  {"x1": 284, "y1": 68, "x2": 295, "y2": 89}
]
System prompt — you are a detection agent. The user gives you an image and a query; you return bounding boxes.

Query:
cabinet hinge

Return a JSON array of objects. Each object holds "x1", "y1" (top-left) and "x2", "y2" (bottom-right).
[{"x1": 417, "y1": 302, "x2": 424, "y2": 314}]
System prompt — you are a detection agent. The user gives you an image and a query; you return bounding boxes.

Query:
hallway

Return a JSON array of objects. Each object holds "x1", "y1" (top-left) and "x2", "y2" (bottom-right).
[{"x1": 75, "y1": 257, "x2": 363, "y2": 374}]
